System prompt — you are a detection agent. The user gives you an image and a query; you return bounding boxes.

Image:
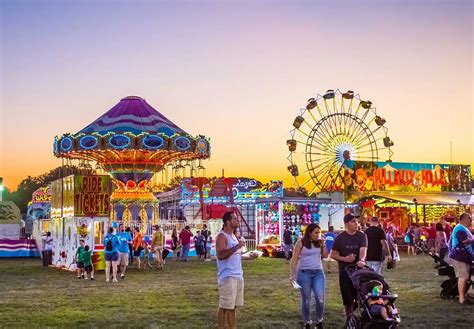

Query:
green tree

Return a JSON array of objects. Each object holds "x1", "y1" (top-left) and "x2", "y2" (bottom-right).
[{"x1": 5, "y1": 165, "x2": 93, "y2": 214}]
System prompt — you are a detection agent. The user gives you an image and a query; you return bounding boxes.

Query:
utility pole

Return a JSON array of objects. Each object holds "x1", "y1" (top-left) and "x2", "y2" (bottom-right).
[
  {"x1": 0, "y1": 177, "x2": 3, "y2": 202},
  {"x1": 450, "y1": 141, "x2": 453, "y2": 164}
]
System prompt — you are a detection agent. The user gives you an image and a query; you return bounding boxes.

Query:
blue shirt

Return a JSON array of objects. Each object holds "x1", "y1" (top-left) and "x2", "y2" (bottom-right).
[
  {"x1": 449, "y1": 224, "x2": 473, "y2": 264},
  {"x1": 103, "y1": 234, "x2": 119, "y2": 254},
  {"x1": 116, "y1": 232, "x2": 132, "y2": 253},
  {"x1": 323, "y1": 232, "x2": 337, "y2": 252}
]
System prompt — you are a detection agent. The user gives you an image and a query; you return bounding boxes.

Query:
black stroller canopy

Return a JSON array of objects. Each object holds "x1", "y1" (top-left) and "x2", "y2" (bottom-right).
[{"x1": 349, "y1": 268, "x2": 391, "y2": 292}]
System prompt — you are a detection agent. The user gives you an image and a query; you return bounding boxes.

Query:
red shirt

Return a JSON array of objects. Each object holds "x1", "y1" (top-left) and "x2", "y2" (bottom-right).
[
  {"x1": 427, "y1": 227, "x2": 437, "y2": 239},
  {"x1": 444, "y1": 225, "x2": 452, "y2": 241},
  {"x1": 179, "y1": 229, "x2": 193, "y2": 245}
]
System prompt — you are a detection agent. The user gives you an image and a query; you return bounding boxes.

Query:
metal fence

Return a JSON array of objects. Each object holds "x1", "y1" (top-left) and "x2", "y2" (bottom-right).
[{"x1": 245, "y1": 239, "x2": 256, "y2": 251}]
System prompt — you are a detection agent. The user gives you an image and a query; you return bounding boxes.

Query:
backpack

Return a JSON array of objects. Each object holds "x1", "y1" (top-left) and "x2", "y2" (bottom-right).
[
  {"x1": 403, "y1": 234, "x2": 410, "y2": 244},
  {"x1": 105, "y1": 236, "x2": 113, "y2": 252}
]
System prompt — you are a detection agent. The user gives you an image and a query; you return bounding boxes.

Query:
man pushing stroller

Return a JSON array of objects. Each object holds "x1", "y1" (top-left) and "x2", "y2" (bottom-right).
[
  {"x1": 330, "y1": 213, "x2": 367, "y2": 318},
  {"x1": 330, "y1": 213, "x2": 401, "y2": 328}
]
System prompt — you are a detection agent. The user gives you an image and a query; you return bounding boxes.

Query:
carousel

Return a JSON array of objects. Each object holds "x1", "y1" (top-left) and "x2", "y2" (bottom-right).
[
  {"x1": 51, "y1": 96, "x2": 210, "y2": 268},
  {"x1": 54, "y1": 95, "x2": 210, "y2": 227}
]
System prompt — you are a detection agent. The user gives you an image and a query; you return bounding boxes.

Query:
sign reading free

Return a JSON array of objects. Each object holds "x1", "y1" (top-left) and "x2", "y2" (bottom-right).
[{"x1": 73, "y1": 176, "x2": 111, "y2": 217}]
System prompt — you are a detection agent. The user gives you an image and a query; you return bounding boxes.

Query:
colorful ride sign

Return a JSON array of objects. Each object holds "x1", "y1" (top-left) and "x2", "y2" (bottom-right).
[
  {"x1": 342, "y1": 160, "x2": 471, "y2": 195},
  {"x1": 74, "y1": 176, "x2": 111, "y2": 217},
  {"x1": 51, "y1": 175, "x2": 112, "y2": 218}
]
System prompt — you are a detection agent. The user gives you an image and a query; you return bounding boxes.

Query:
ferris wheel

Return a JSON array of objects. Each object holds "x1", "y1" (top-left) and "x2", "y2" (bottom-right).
[{"x1": 286, "y1": 89, "x2": 394, "y2": 195}]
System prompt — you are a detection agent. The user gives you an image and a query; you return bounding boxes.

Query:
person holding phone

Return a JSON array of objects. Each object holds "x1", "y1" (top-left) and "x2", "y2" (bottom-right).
[{"x1": 290, "y1": 223, "x2": 328, "y2": 329}]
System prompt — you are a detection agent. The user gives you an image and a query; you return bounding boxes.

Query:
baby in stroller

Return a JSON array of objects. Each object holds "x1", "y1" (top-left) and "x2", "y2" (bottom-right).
[
  {"x1": 365, "y1": 281, "x2": 395, "y2": 320},
  {"x1": 346, "y1": 265, "x2": 401, "y2": 328}
]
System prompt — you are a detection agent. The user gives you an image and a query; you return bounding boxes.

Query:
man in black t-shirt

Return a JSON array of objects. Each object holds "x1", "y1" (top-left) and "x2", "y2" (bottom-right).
[
  {"x1": 365, "y1": 216, "x2": 392, "y2": 274},
  {"x1": 330, "y1": 213, "x2": 368, "y2": 316}
]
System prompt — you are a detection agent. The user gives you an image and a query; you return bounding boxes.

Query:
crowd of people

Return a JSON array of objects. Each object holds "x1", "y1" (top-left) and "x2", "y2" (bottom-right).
[
  {"x1": 41, "y1": 209, "x2": 473, "y2": 328},
  {"x1": 75, "y1": 223, "x2": 215, "y2": 283},
  {"x1": 281, "y1": 213, "x2": 474, "y2": 328},
  {"x1": 403, "y1": 221, "x2": 454, "y2": 257}
]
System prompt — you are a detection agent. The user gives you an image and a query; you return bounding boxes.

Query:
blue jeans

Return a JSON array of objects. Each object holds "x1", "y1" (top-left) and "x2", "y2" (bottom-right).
[
  {"x1": 366, "y1": 261, "x2": 383, "y2": 275},
  {"x1": 181, "y1": 244, "x2": 190, "y2": 260},
  {"x1": 297, "y1": 268, "x2": 325, "y2": 323}
]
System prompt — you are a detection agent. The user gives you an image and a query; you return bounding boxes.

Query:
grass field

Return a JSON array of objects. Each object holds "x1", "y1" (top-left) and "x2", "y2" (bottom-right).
[{"x1": 0, "y1": 255, "x2": 472, "y2": 328}]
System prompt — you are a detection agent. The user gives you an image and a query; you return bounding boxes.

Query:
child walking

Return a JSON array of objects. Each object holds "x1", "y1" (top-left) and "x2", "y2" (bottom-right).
[
  {"x1": 82, "y1": 245, "x2": 94, "y2": 280},
  {"x1": 75, "y1": 239, "x2": 85, "y2": 279}
]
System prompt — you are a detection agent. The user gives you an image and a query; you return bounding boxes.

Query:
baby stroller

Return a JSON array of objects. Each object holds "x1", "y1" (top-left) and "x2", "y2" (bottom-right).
[
  {"x1": 430, "y1": 253, "x2": 473, "y2": 300},
  {"x1": 414, "y1": 239, "x2": 429, "y2": 255},
  {"x1": 345, "y1": 265, "x2": 401, "y2": 329},
  {"x1": 429, "y1": 252, "x2": 456, "y2": 299}
]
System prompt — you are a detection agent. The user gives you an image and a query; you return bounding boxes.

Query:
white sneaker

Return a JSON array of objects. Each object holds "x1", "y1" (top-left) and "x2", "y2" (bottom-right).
[
  {"x1": 113, "y1": 278, "x2": 118, "y2": 283},
  {"x1": 106, "y1": 278, "x2": 110, "y2": 283}
]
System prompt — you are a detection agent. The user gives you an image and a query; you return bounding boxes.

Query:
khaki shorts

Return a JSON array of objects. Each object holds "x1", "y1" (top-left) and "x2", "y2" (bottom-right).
[
  {"x1": 218, "y1": 277, "x2": 244, "y2": 309},
  {"x1": 451, "y1": 259, "x2": 470, "y2": 279},
  {"x1": 118, "y1": 252, "x2": 129, "y2": 267}
]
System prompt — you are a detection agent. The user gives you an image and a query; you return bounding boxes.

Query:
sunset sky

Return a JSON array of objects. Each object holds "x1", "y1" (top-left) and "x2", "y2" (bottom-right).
[{"x1": 1, "y1": 0, "x2": 472, "y2": 191}]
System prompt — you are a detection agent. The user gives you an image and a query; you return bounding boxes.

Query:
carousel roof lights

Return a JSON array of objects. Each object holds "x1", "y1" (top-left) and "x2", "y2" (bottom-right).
[{"x1": 53, "y1": 96, "x2": 210, "y2": 187}]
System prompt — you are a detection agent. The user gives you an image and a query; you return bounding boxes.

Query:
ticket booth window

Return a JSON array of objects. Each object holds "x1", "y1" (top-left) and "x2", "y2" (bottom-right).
[{"x1": 94, "y1": 222, "x2": 104, "y2": 245}]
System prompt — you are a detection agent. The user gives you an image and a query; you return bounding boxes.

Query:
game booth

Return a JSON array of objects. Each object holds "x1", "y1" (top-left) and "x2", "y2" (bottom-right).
[
  {"x1": 155, "y1": 177, "x2": 284, "y2": 255},
  {"x1": 341, "y1": 160, "x2": 473, "y2": 236},
  {"x1": 50, "y1": 175, "x2": 111, "y2": 270},
  {"x1": 255, "y1": 195, "x2": 357, "y2": 256}
]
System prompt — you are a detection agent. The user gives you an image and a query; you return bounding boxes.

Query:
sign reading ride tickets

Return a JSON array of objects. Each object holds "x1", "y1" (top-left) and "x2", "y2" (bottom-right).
[{"x1": 74, "y1": 175, "x2": 111, "y2": 217}]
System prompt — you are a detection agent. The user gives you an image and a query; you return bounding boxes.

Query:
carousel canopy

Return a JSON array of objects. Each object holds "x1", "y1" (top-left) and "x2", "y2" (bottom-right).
[
  {"x1": 79, "y1": 96, "x2": 187, "y2": 136},
  {"x1": 53, "y1": 96, "x2": 210, "y2": 186}
]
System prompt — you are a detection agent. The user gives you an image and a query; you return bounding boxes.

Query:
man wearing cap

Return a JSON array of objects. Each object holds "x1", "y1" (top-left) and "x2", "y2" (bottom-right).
[
  {"x1": 330, "y1": 213, "x2": 368, "y2": 317},
  {"x1": 364, "y1": 216, "x2": 392, "y2": 275}
]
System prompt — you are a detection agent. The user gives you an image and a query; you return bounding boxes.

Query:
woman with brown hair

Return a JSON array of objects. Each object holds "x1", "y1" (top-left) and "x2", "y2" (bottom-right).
[{"x1": 290, "y1": 223, "x2": 328, "y2": 329}]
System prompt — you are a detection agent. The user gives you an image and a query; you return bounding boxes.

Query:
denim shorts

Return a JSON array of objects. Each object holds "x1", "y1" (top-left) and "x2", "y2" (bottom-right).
[{"x1": 105, "y1": 252, "x2": 119, "y2": 262}]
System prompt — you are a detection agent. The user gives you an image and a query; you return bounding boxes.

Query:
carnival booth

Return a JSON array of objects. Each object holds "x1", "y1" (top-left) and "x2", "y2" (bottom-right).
[
  {"x1": 342, "y1": 160, "x2": 473, "y2": 235},
  {"x1": 157, "y1": 177, "x2": 284, "y2": 237},
  {"x1": 255, "y1": 196, "x2": 355, "y2": 256},
  {"x1": 155, "y1": 177, "x2": 284, "y2": 255},
  {"x1": 50, "y1": 175, "x2": 111, "y2": 270},
  {"x1": 29, "y1": 186, "x2": 52, "y2": 254}
]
